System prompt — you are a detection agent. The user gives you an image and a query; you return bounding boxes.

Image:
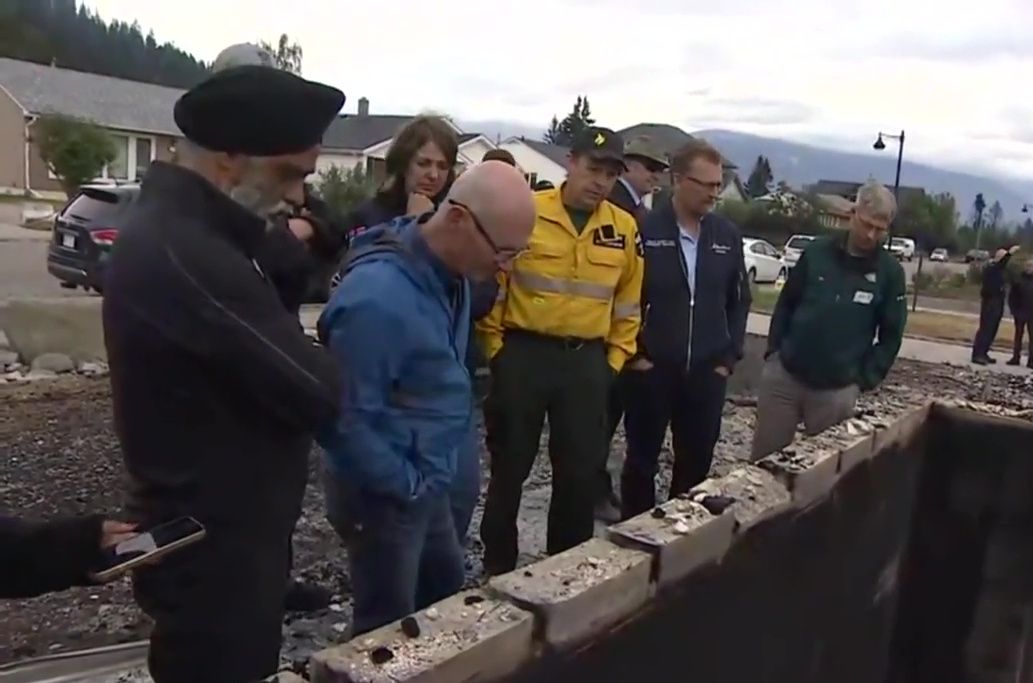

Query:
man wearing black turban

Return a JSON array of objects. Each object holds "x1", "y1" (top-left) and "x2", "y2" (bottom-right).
[{"x1": 102, "y1": 65, "x2": 345, "y2": 683}]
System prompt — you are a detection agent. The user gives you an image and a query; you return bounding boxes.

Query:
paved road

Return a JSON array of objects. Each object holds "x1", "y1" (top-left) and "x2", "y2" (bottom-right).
[{"x1": 0, "y1": 237, "x2": 91, "y2": 300}]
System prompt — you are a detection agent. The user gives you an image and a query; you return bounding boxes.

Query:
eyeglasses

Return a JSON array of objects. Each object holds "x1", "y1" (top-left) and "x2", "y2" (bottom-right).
[
  {"x1": 681, "y1": 176, "x2": 723, "y2": 192},
  {"x1": 448, "y1": 198, "x2": 524, "y2": 260}
]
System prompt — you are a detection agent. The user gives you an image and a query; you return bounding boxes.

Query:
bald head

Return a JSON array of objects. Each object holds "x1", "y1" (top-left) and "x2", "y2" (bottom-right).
[
  {"x1": 423, "y1": 160, "x2": 536, "y2": 280},
  {"x1": 447, "y1": 160, "x2": 536, "y2": 243}
]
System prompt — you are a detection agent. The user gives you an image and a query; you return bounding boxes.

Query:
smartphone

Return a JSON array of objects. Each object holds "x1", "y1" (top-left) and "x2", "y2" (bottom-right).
[{"x1": 89, "y1": 516, "x2": 206, "y2": 582}]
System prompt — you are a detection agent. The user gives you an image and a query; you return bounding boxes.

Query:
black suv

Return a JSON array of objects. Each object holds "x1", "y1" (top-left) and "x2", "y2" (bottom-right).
[{"x1": 47, "y1": 184, "x2": 139, "y2": 293}]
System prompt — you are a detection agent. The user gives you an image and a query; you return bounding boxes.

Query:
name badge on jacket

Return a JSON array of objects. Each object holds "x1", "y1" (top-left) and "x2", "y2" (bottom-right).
[
  {"x1": 711, "y1": 242, "x2": 731, "y2": 255},
  {"x1": 645, "y1": 239, "x2": 677, "y2": 248},
  {"x1": 853, "y1": 290, "x2": 874, "y2": 305}
]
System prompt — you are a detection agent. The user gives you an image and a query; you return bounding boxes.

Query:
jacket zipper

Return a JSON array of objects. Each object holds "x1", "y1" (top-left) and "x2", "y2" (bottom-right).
[{"x1": 687, "y1": 291, "x2": 695, "y2": 371}]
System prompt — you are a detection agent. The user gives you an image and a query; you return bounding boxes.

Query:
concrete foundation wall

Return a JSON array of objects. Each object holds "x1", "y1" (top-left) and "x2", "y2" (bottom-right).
[{"x1": 310, "y1": 401, "x2": 1033, "y2": 683}]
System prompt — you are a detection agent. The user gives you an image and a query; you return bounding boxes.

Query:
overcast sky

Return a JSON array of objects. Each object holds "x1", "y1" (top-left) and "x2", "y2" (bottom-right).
[{"x1": 88, "y1": 0, "x2": 1033, "y2": 184}]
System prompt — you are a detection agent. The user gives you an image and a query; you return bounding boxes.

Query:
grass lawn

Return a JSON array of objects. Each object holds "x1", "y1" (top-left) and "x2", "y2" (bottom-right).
[{"x1": 751, "y1": 286, "x2": 1016, "y2": 351}]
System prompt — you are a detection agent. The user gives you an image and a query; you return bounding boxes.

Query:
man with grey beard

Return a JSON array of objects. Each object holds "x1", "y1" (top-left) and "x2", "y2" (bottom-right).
[{"x1": 102, "y1": 65, "x2": 344, "y2": 683}]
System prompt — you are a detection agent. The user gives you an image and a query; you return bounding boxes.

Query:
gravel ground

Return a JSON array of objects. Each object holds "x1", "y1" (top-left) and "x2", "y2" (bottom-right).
[{"x1": 1, "y1": 360, "x2": 1031, "y2": 678}]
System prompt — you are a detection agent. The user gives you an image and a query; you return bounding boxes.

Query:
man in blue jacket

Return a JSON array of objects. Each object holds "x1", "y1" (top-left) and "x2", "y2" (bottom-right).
[
  {"x1": 620, "y1": 139, "x2": 751, "y2": 519},
  {"x1": 317, "y1": 161, "x2": 535, "y2": 635}
]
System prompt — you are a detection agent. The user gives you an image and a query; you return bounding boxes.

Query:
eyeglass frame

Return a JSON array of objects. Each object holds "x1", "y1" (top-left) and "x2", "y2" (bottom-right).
[{"x1": 448, "y1": 198, "x2": 525, "y2": 260}]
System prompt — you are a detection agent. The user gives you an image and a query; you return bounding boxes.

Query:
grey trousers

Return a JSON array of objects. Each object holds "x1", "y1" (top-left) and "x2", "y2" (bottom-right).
[{"x1": 750, "y1": 354, "x2": 860, "y2": 460}]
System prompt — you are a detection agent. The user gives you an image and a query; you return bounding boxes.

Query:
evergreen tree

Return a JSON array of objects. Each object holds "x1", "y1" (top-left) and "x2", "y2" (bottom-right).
[
  {"x1": 543, "y1": 116, "x2": 562, "y2": 144},
  {"x1": 545, "y1": 96, "x2": 597, "y2": 147},
  {"x1": 745, "y1": 155, "x2": 773, "y2": 198},
  {"x1": 0, "y1": 0, "x2": 210, "y2": 87},
  {"x1": 259, "y1": 33, "x2": 303, "y2": 74}
]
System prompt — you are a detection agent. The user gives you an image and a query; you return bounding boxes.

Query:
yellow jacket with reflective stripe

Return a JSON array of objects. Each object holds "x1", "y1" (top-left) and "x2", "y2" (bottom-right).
[{"x1": 478, "y1": 187, "x2": 644, "y2": 372}]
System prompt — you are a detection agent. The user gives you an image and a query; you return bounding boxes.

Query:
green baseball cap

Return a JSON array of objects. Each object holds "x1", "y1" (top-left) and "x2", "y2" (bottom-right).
[{"x1": 623, "y1": 136, "x2": 668, "y2": 169}]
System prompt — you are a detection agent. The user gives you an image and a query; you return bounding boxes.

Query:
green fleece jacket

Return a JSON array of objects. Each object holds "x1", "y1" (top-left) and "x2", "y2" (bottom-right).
[{"x1": 767, "y1": 233, "x2": 907, "y2": 391}]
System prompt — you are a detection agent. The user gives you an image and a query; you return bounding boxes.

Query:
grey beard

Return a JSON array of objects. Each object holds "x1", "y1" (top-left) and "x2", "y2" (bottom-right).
[{"x1": 227, "y1": 183, "x2": 283, "y2": 219}]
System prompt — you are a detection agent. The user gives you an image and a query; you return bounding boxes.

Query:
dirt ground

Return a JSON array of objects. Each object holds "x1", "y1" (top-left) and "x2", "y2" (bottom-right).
[{"x1": 1, "y1": 360, "x2": 1031, "y2": 675}]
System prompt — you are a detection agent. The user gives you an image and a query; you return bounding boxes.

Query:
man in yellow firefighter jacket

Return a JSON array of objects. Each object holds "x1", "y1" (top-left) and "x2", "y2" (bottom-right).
[{"x1": 478, "y1": 126, "x2": 644, "y2": 574}]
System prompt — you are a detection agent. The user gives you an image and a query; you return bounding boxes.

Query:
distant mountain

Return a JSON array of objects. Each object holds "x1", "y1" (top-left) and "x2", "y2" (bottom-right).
[{"x1": 694, "y1": 129, "x2": 1032, "y2": 222}]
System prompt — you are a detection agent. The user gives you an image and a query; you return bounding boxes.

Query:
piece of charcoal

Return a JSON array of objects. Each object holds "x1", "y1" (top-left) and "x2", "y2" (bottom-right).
[
  {"x1": 370, "y1": 646, "x2": 394, "y2": 665},
  {"x1": 400, "y1": 616, "x2": 421, "y2": 638},
  {"x1": 651, "y1": 507, "x2": 667, "y2": 519},
  {"x1": 463, "y1": 594, "x2": 486, "y2": 606}
]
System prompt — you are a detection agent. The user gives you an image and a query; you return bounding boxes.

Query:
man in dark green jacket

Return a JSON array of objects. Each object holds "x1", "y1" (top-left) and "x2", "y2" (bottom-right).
[{"x1": 752, "y1": 179, "x2": 907, "y2": 459}]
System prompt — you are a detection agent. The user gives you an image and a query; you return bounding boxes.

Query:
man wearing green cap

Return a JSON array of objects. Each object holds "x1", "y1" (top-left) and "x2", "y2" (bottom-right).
[{"x1": 595, "y1": 135, "x2": 669, "y2": 522}]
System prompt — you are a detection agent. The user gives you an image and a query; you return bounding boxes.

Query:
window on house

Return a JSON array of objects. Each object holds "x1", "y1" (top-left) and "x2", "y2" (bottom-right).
[
  {"x1": 366, "y1": 157, "x2": 387, "y2": 185},
  {"x1": 108, "y1": 135, "x2": 129, "y2": 180},
  {"x1": 135, "y1": 137, "x2": 153, "y2": 179},
  {"x1": 524, "y1": 172, "x2": 538, "y2": 187}
]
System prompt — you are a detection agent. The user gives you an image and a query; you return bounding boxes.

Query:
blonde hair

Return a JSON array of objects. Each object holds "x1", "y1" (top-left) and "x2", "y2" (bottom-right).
[{"x1": 855, "y1": 179, "x2": 897, "y2": 221}]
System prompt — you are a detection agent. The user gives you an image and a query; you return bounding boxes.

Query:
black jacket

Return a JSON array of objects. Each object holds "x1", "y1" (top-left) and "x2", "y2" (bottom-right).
[
  {"x1": 1009, "y1": 272, "x2": 1033, "y2": 319},
  {"x1": 637, "y1": 200, "x2": 751, "y2": 371},
  {"x1": 103, "y1": 163, "x2": 341, "y2": 533},
  {"x1": 982, "y1": 253, "x2": 1012, "y2": 299},
  {"x1": 1, "y1": 514, "x2": 102, "y2": 598},
  {"x1": 608, "y1": 180, "x2": 647, "y2": 225}
]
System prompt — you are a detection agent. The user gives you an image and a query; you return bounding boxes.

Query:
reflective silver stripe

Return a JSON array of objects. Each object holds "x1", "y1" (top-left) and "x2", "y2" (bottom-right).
[
  {"x1": 612, "y1": 302, "x2": 640, "y2": 320},
  {"x1": 513, "y1": 270, "x2": 614, "y2": 300}
]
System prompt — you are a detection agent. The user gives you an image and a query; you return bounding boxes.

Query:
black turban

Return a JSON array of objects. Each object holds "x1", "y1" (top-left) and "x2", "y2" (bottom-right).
[{"x1": 174, "y1": 65, "x2": 345, "y2": 156}]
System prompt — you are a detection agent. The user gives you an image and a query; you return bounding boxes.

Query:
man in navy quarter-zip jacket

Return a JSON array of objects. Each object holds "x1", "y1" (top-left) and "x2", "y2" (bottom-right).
[{"x1": 619, "y1": 139, "x2": 750, "y2": 520}]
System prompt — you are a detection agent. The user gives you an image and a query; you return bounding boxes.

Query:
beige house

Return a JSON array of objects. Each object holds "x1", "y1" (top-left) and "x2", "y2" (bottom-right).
[
  {"x1": 318, "y1": 98, "x2": 495, "y2": 183},
  {"x1": 0, "y1": 57, "x2": 181, "y2": 198}
]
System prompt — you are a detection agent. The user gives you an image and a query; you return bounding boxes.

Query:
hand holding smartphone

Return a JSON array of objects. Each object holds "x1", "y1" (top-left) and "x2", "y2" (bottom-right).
[{"x1": 90, "y1": 516, "x2": 206, "y2": 582}]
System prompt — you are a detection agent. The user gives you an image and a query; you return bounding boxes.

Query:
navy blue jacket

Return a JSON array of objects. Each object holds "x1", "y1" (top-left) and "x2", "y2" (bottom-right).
[
  {"x1": 317, "y1": 217, "x2": 473, "y2": 502},
  {"x1": 637, "y1": 200, "x2": 751, "y2": 371}
]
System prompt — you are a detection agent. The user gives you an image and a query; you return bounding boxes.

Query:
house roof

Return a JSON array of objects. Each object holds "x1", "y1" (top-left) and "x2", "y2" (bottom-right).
[
  {"x1": 321, "y1": 114, "x2": 415, "y2": 151},
  {"x1": 619, "y1": 123, "x2": 736, "y2": 169},
  {"x1": 808, "y1": 179, "x2": 926, "y2": 205},
  {"x1": 815, "y1": 193, "x2": 855, "y2": 216},
  {"x1": 514, "y1": 138, "x2": 570, "y2": 166},
  {"x1": 458, "y1": 132, "x2": 481, "y2": 144},
  {"x1": 0, "y1": 57, "x2": 183, "y2": 135}
]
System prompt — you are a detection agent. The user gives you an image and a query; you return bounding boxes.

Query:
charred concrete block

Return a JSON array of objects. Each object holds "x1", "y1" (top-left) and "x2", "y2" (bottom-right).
[
  {"x1": 689, "y1": 465, "x2": 791, "y2": 532},
  {"x1": 607, "y1": 497, "x2": 736, "y2": 589},
  {"x1": 309, "y1": 589, "x2": 534, "y2": 683},
  {"x1": 757, "y1": 443, "x2": 840, "y2": 510},
  {"x1": 871, "y1": 403, "x2": 930, "y2": 454},
  {"x1": 488, "y1": 538, "x2": 651, "y2": 651},
  {"x1": 268, "y1": 674, "x2": 308, "y2": 683}
]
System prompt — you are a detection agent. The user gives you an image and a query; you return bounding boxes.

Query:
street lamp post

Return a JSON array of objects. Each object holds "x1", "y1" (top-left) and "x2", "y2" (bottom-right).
[{"x1": 874, "y1": 130, "x2": 917, "y2": 310}]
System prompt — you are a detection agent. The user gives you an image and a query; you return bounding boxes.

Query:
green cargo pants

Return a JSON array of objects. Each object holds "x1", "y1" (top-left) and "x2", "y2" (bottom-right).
[{"x1": 480, "y1": 329, "x2": 611, "y2": 575}]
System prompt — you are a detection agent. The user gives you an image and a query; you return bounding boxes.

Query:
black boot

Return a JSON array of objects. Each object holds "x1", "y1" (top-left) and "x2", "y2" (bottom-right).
[{"x1": 1007, "y1": 356, "x2": 1021, "y2": 366}]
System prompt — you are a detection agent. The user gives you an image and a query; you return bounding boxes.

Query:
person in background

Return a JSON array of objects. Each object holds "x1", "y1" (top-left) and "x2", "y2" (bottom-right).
[
  {"x1": 478, "y1": 126, "x2": 643, "y2": 575},
  {"x1": 751, "y1": 180, "x2": 906, "y2": 460},
  {"x1": 2, "y1": 514, "x2": 136, "y2": 599},
  {"x1": 596, "y1": 135, "x2": 668, "y2": 523},
  {"x1": 619, "y1": 139, "x2": 749, "y2": 519},
  {"x1": 211, "y1": 42, "x2": 345, "y2": 614},
  {"x1": 343, "y1": 116, "x2": 458, "y2": 240},
  {"x1": 103, "y1": 66, "x2": 344, "y2": 683},
  {"x1": 533, "y1": 179, "x2": 555, "y2": 191},
  {"x1": 318, "y1": 161, "x2": 535, "y2": 635},
  {"x1": 1007, "y1": 257, "x2": 1033, "y2": 368},
  {"x1": 482, "y1": 148, "x2": 517, "y2": 166},
  {"x1": 972, "y1": 245, "x2": 1021, "y2": 365}
]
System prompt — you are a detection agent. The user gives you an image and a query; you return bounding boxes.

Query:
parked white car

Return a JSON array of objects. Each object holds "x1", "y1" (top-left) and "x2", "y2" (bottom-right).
[
  {"x1": 930, "y1": 248, "x2": 949, "y2": 262},
  {"x1": 888, "y1": 237, "x2": 916, "y2": 261},
  {"x1": 782, "y1": 234, "x2": 816, "y2": 270},
  {"x1": 743, "y1": 238, "x2": 787, "y2": 284}
]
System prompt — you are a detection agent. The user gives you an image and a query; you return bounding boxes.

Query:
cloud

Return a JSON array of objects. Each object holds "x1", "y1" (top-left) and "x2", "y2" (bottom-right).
[{"x1": 692, "y1": 97, "x2": 817, "y2": 126}]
